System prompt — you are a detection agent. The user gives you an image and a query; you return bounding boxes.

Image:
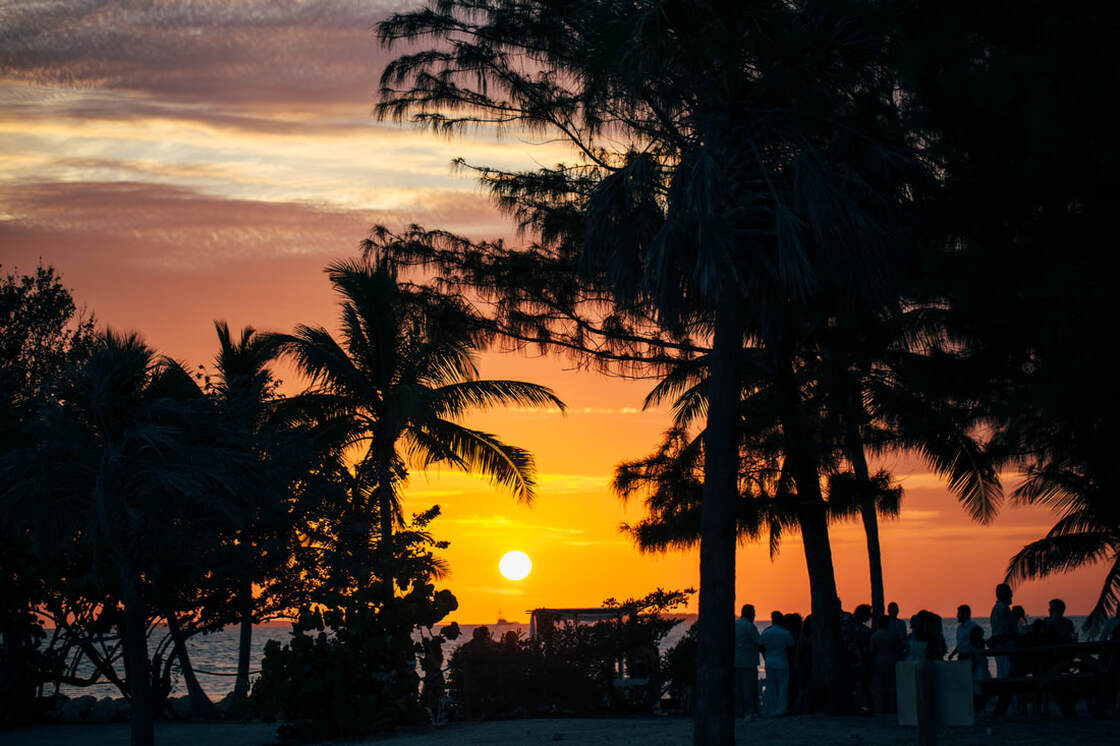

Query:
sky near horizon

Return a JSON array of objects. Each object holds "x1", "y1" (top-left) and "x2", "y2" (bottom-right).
[{"x1": 0, "y1": 0, "x2": 1105, "y2": 624}]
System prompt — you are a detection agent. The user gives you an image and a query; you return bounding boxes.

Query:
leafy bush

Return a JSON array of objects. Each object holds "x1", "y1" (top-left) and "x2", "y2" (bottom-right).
[
  {"x1": 252, "y1": 581, "x2": 457, "y2": 742},
  {"x1": 662, "y1": 622, "x2": 698, "y2": 712}
]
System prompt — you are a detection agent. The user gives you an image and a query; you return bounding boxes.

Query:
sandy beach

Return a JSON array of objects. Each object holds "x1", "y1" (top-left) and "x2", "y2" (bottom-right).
[{"x1": 5, "y1": 714, "x2": 1118, "y2": 746}]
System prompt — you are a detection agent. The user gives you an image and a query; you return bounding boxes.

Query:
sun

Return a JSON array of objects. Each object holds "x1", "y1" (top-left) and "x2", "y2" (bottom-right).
[{"x1": 499, "y1": 550, "x2": 532, "y2": 581}]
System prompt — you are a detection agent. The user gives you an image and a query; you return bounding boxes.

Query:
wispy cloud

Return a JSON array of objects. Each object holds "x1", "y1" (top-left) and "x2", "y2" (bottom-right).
[
  {"x1": 0, "y1": 181, "x2": 501, "y2": 270},
  {"x1": 449, "y1": 514, "x2": 585, "y2": 537},
  {"x1": 468, "y1": 586, "x2": 526, "y2": 597},
  {"x1": 0, "y1": 1, "x2": 415, "y2": 113},
  {"x1": 401, "y1": 471, "x2": 612, "y2": 499},
  {"x1": 564, "y1": 538, "x2": 628, "y2": 548}
]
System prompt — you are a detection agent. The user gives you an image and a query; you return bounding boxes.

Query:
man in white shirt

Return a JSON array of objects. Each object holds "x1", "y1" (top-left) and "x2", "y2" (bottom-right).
[
  {"x1": 952, "y1": 604, "x2": 978, "y2": 659},
  {"x1": 759, "y1": 611, "x2": 795, "y2": 716},
  {"x1": 733, "y1": 604, "x2": 761, "y2": 718}
]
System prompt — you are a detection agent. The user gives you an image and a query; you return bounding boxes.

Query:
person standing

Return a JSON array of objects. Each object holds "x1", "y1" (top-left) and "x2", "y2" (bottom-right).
[
  {"x1": 759, "y1": 611, "x2": 796, "y2": 716},
  {"x1": 990, "y1": 584, "x2": 1015, "y2": 678},
  {"x1": 888, "y1": 601, "x2": 909, "y2": 654},
  {"x1": 870, "y1": 615, "x2": 904, "y2": 714},
  {"x1": 952, "y1": 605, "x2": 979, "y2": 659},
  {"x1": 850, "y1": 604, "x2": 874, "y2": 712},
  {"x1": 733, "y1": 604, "x2": 761, "y2": 719}
]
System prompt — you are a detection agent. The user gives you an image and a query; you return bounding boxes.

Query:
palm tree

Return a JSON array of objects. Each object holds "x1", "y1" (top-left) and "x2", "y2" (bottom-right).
[
  {"x1": 270, "y1": 259, "x2": 565, "y2": 591},
  {"x1": 3, "y1": 330, "x2": 241, "y2": 746},
  {"x1": 209, "y1": 321, "x2": 285, "y2": 701},
  {"x1": 620, "y1": 333, "x2": 999, "y2": 620},
  {"x1": 615, "y1": 425, "x2": 906, "y2": 567}
]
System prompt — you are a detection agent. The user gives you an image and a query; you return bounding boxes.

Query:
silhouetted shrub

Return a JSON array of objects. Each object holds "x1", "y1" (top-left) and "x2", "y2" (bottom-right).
[
  {"x1": 662, "y1": 622, "x2": 698, "y2": 712},
  {"x1": 447, "y1": 588, "x2": 690, "y2": 719},
  {"x1": 251, "y1": 581, "x2": 457, "y2": 742}
]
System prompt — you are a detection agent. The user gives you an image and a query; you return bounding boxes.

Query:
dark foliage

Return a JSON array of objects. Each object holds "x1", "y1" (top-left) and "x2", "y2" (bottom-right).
[
  {"x1": 252, "y1": 581, "x2": 458, "y2": 742},
  {"x1": 447, "y1": 589, "x2": 690, "y2": 719},
  {"x1": 0, "y1": 264, "x2": 95, "y2": 726},
  {"x1": 662, "y1": 622, "x2": 698, "y2": 711},
  {"x1": 896, "y1": 0, "x2": 1120, "y2": 625}
]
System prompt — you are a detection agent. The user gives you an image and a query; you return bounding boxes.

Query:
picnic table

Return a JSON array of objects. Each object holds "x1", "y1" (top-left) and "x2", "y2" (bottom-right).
[{"x1": 979, "y1": 639, "x2": 1120, "y2": 717}]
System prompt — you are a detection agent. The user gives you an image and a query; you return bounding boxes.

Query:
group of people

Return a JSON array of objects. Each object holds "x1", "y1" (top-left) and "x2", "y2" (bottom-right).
[{"x1": 732, "y1": 584, "x2": 1103, "y2": 719}]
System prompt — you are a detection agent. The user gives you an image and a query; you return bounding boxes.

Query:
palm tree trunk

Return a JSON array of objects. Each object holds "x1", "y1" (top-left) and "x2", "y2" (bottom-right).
[
  {"x1": 693, "y1": 295, "x2": 741, "y2": 746},
  {"x1": 120, "y1": 567, "x2": 154, "y2": 746},
  {"x1": 847, "y1": 436, "x2": 885, "y2": 618},
  {"x1": 233, "y1": 576, "x2": 253, "y2": 701},
  {"x1": 791, "y1": 481, "x2": 850, "y2": 714},
  {"x1": 167, "y1": 612, "x2": 216, "y2": 719},
  {"x1": 376, "y1": 454, "x2": 395, "y2": 596},
  {"x1": 775, "y1": 349, "x2": 850, "y2": 714}
]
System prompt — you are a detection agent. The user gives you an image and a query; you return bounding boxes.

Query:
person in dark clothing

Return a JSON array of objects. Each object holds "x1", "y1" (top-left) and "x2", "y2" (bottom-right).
[
  {"x1": 965, "y1": 624, "x2": 990, "y2": 711},
  {"x1": 781, "y1": 612, "x2": 803, "y2": 708},
  {"x1": 869, "y1": 615, "x2": 903, "y2": 713},
  {"x1": 1012, "y1": 605, "x2": 1029, "y2": 636},
  {"x1": 1044, "y1": 598, "x2": 1076, "y2": 642},
  {"x1": 794, "y1": 615, "x2": 814, "y2": 713},
  {"x1": 852, "y1": 604, "x2": 874, "y2": 711}
]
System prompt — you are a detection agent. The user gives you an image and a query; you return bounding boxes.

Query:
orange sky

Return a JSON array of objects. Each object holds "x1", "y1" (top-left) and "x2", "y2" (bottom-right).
[{"x1": 0, "y1": 0, "x2": 1105, "y2": 624}]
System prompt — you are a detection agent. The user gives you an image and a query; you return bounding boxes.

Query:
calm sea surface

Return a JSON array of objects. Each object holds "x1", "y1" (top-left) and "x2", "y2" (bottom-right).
[{"x1": 56, "y1": 614, "x2": 1089, "y2": 700}]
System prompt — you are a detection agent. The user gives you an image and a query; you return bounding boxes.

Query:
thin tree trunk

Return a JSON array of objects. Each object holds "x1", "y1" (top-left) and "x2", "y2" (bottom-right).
[
  {"x1": 847, "y1": 437, "x2": 885, "y2": 619},
  {"x1": 120, "y1": 569, "x2": 154, "y2": 746},
  {"x1": 775, "y1": 349, "x2": 850, "y2": 714},
  {"x1": 377, "y1": 454, "x2": 395, "y2": 596},
  {"x1": 792, "y1": 482, "x2": 850, "y2": 714},
  {"x1": 233, "y1": 576, "x2": 253, "y2": 701},
  {"x1": 693, "y1": 295, "x2": 742, "y2": 746},
  {"x1": 167, "y1": 612, "x2": 216, "y2": 719}
]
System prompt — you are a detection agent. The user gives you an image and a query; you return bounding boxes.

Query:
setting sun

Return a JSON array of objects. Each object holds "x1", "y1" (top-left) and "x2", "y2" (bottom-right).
[{"x1": 499, "y1": 550, "x2": 532, "y2": 581}]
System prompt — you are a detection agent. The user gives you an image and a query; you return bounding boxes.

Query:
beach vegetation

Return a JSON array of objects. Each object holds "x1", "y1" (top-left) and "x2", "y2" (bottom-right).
[
  {"x1": 3, "y1": 330, "x2": 248, "y2": 744},
  {"x1": 446, "y1": 588, "x2": 690, "y2": 720},
  {"x1": 0, "y1": 263, "x2": 95, "y2": 726},
  {"x1": 251, "y1": 543, "x2": 459, "y2": 742}
]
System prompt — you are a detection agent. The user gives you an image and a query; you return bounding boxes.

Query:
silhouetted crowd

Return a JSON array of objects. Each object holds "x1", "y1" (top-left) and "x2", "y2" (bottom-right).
[{"x1": 733, "y1": 583, "x2": 1120, "y2": 718}]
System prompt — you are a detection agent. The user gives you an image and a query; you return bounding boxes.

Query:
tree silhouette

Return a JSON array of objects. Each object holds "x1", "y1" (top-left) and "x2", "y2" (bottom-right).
[
  {"x1": 375, "y1": 1, "x2": 930, "y2": 733},
  {"x1": 208, "y1": 321, "x2": 292, "y2": 703},
  {"x1": 269, "y1": 259, "x2": 564, "y2": 592},
  {"x1": 0, "y1": 263, "x2": 95, "y2": 724},
  {"x1": 895, "y1": 0, "x2": 1120, "y2": 615},
  {"x1": 4, "y1": 331, "x2": 243, "y2": 746}
]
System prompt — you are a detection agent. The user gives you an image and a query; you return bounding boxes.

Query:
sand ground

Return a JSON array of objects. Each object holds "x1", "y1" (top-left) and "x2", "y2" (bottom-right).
[{"x1": 4, "y1": 714, "x2": 1119, "y2": 745}]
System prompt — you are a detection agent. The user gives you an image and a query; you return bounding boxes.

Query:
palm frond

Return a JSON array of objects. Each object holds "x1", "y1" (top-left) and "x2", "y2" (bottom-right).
[
  {"x1": 413, "y1": 419, "x2": 537, "y2": 502},
  {"x1": 1005, "y1": 531, "x2": 1115, "y2": 584},
  {"x1": 913, "y1": 430, "x2": 1002, "y2": 524},
  {"x1": 267, "y1": 327, "x2": 369, "y2": 399},
  {"x1": 643, "y1": 358, "x2": 706, "y2": 410},
  {"x1": 430, "y1": 380, "x2": 565, "y2": 419},
  {"x1": 1085, "y1": 555, "x2": 1120, "y2": 631},
  {"x1": 1012, "y1": 461, "x2": 1097, "y2": 515}
]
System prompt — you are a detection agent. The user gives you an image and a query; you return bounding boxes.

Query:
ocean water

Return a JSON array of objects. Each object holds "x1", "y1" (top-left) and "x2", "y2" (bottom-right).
[{"x1": 54, "y1": 614, "x2": 1088, "y2": 701}]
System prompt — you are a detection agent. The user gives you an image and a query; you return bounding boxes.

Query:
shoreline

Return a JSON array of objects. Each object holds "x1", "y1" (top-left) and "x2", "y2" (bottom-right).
[{"x1": 5, "y1": 713, "x2": 1119, "y2": 746}]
